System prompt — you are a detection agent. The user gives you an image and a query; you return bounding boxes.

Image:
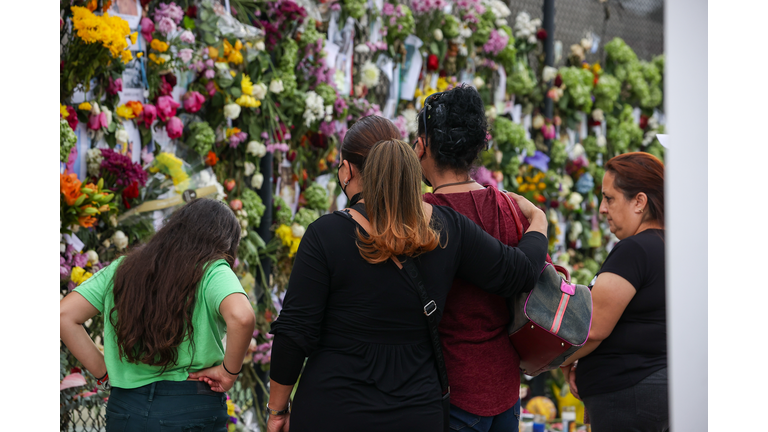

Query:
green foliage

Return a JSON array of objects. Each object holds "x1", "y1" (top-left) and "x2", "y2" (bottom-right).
[
  {"x1": 443, "y1": 14, "x2": 460, "y2": 39},
  {"x1": 274, "y1": 195, "x2": 293, "y2": 226},
  {"x1": 61, "y1": 120, "x2": 78, "y2": 163},
  {"x1": 293, "y1": 207, "x2": 320, "y2": 229},
  {"x1": 186, "y1": 122, "x2": 216, "y2": 156},
  {"x1": 558, "y1": 67, "x2": 594, "y2": 114},
  {"x1": 593, "y1": 75, "x2": 622, "y2": 113},
  {"x1": 607, "y1": 105, "x2": 643, "y2": 154},
  {"x1": 303, "y1": 182, "x2": 330, "y2": 211},
  {"x1": 242, "y1": 188, "x2": 266, "y2": 228}
]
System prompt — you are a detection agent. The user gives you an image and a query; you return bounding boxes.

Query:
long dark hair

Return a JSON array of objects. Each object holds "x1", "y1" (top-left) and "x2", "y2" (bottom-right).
[
  {"x1": 605, "y1": 152, "x2": 665, "y2": 225},
  {"x1": 110, "y1": 198, "x2": 241, "y2": 369}
]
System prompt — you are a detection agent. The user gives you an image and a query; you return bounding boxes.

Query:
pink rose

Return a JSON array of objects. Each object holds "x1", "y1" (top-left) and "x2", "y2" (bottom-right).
[
  {"x1": 157, "y1": 16, "x2": 176, "y2": 35},
  {"x1": 140, "y1": 17, "x2": 154, "y2": 43},
  {"x1": 178, "y1": 48, "x2": 194, "y2": 63},
  {"x1": 88, "y1": 112, "x2": 108, "y2": 130},
  {"x1": 107, "y1": 77, "x2": 123, "y2": 96},
  {"x1": 204, "y1": 69, "x2": 215, "y2": 79},
  {"x1": 205, "y1": 81, "x2": 217, "y2": 96},
  {"x1": 156, "y1": 95, "x2": 180, "y2": 122},
  {"x1": 179, "y1": 30, "x2": 195, "y2": 44},
  {"x1": 183, "y1": 91, "x2": 205, "y2": 113},
  {"x1": 166, "y1": 116, "x2": 183, "y2": 139},
  {"x1": 140, "y1": 104, "x2": 157, "y2": 128}
]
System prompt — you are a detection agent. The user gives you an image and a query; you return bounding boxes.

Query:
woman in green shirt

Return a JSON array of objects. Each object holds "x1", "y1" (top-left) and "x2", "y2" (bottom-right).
[{"x1": 60, "y1": 198, "x2": 255, "y2": 431}]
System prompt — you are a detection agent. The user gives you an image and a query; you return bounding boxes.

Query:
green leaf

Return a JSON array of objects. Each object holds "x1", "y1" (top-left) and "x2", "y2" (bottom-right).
[
  {"x1": 204, "y1": 33, "x2": 217, "y2": 46},
  {"x1": 250, "y1": 231, "x2": 266, "y2": 249},
  {"x1": 200, "y1": 9, "x2": 210, "y2": 21},
  {"x1": 230, "y1": 87, "x2": 242, "y2": 98},
  {"x1": 430, "y1": 42, "x2": 439, "y2": 55}
]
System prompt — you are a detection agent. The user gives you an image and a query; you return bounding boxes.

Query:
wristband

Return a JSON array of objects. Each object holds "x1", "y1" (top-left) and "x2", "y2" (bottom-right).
[
  {"x1": 266, "y1": 402, "x2": 290, "y2": 416},
  {"x1": 222, "y1": 361, "x2": 241, "y2": 375}
]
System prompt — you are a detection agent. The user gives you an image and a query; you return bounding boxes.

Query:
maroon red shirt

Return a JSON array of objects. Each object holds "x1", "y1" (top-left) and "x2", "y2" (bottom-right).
[{"x1": 423, "y1": 185, "x2": 530, "y2": 416}]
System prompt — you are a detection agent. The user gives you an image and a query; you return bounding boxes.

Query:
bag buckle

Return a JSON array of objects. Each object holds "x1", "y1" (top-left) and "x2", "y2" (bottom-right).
[{"x1": 423, "y1": 300, "x2": 437, "y2": 316}]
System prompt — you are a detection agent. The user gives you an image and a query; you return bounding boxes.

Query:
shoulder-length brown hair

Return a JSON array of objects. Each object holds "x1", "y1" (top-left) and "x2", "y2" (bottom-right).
[
  {"x1": 356, "y1": 139, "x2": 441, "y2": 263},
  {"x1": 605, "y1": 152, "x2": 665, "y2": 225},
  {"x1": 109, "y1": 198, "x2": 241, "y2": 370}
]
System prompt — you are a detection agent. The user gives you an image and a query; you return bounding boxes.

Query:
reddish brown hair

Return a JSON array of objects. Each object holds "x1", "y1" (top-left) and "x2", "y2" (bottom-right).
[{"x1": 605, "y1": 152, "x2": 665, "y2": 224}]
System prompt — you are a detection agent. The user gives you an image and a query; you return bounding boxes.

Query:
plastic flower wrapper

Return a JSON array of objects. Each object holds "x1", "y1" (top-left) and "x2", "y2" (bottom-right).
[{"x1": 186, "y1": 121, "x2": 216, "y2": 156}]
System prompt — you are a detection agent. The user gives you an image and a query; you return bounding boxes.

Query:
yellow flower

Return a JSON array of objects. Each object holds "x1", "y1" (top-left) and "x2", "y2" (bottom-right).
[
  {"x1": 592, "y1": 63, "x2": 602, "y2": 74},
  {"x1": 71, "y1": 267, "x2": 94, "y2": 286},
  {"x1": 78, "y1": 102, "x2": 92, "y2": 111},
  {"x1": 116, "y1": 104, "x2": 136, "y2": 119},
  {"x1": 235, "y1": 95, "x2": 260, "y2": 108},
  {"x1": 120, "y1": 50, "x2": 133, "y2": 64},
  {"x1": 71, "y1": 6, "x2": 130, "y2": 59},
  {"x1": 60, "y1": 104, "x2": 69, "y2": 118},
  {"x1": 226, "y1": 127, "x2": 242, "y2": 138},
  {"x1": 516, "y1": 176, "x2": 523, "y2": 184},
  {"x1": 230, "y1": 70, "x2": 236, "y2": 77},
  {"x1": 538, "y1": 182, "x2": 547, "y2": 190},
  {"x1": 154, "y1": 153, "x2": 189, "y2": 186},
  {"x1": 208, "y1": 46, "x2": 219, "y2": 59},
  {"x1": 234, "y1": 40, "x2": 243, "y2": 51},
  {"x1": 276, "y1": 224, "x2": 293, "y2": 246},
  {"x1": 228, "y1": 50, "x2": 243, "y2": 65},
  {"x1": 136, "y1": 52, "x2": 143, "y2": 58},
  {"x1": 149, "y1": 53, "x2": 165, "y2": 64},
  {"x1": 223, "y1": 40, "x2": 233, "y2": 57},
  {"x1": 130, "y1": 32, "x2": 138, "y2": 45},
  {"x1": 151, "y1": 39, "x2": 169, "y2": 53},
  {"x1": 241, "y1": 75, "x2": 254, "y2": 96},
  {"x1": 226, "y1": 399, "x2": 235, "y2": 416},
  {"x1": 581, "y1": 62, "x2": 590, "y2": 69},
  {"x1": 414, "y1": 88, "x2": 423, "y2": 98},
  {"x1": 436, "y1": 77, "x2": 449, "y2": 92}
]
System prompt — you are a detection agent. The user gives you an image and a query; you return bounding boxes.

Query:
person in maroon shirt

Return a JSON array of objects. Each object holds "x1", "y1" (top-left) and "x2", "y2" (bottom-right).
[{"x1": 414, "y1": 85, "x2": 531, "y2": 431}]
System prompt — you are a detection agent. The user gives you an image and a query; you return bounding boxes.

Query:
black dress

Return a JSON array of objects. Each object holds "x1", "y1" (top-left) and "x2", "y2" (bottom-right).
[{"x1": 269, "y1": 204, "x2": 548, "y2": 432}]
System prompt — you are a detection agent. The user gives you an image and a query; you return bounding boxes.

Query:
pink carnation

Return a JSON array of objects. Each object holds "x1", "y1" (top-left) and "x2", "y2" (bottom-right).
[
  {"x1": 183, "y1": 91, "x2": 205, "y2": 113},
  {"x1": 483, "y1": 29, "x2": 509, "y2": 56}
]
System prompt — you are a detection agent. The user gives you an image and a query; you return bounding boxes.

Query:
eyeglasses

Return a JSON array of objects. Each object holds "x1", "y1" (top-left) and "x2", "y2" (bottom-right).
[{"x1": 420, "y1": 91, "x2": 446, "y2": 149}]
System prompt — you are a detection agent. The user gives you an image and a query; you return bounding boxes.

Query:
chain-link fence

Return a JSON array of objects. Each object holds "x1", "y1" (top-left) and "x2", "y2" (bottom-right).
[{"x1": 508, "y1": 0, "x2": 664, "y2": 66}]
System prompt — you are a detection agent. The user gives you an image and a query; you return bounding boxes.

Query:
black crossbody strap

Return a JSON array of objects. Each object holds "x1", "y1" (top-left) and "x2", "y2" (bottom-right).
[{"x1": 398, "y1": 256, "x2": 450, "y2": 398}]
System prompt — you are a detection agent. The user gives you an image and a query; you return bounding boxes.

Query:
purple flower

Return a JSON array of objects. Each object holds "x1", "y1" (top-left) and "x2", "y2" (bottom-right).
[
  {"x1": 204, "y1": 69, "x2": 215, "y2": 79},
  {"x1": 266, "y1": 143, "x2": 289, "y2": 153},
  {"x1": 229, "y1": 132, "x2": 248, "y2": 148},
  {"x1": 330, "y1": 3, "x2": 340, "y2": 11},
  {"x1": 483, "y1": 29, "x2": 510, "y2": 56},
  {"x1": 334, "y1": 97, "x2": 348, "y2": 115},
  {"x1": 155, "y1": 2, "x2": 185, "y2": 25},
  {"x1": 261, "y1": 132, "x2": 269, "y2": 140},
  {"x1": 382, "y1": 3, "x2": 395, "y2": 16},
  {"x1": 157, "y1": 16, "x2": 177, "y2": 35},
  {"x1": 100, "y1": 148, "x2": 149, "y2": 187},
  {"x1": 393, "y1": 115, "x2": 409, "y2": 141},
  {"x1": 471, "y1": 166, "x2": 496, "y2": 187},
  {"x1": 73, "y1": 252, "x2": 89, "y2": 269},
  {"x1": 319, "y1": 121, "x2": 335, "y2": 137},
  {"x1": 524, "y1": 151, "x2": 550, "y2": 173},
  {"x1": 205, "y1": 59, "x2": 214, "y2": 68}
]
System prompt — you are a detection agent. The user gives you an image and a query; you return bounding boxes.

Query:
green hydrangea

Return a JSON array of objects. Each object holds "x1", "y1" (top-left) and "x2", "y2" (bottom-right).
[
  {"x1": 502, "y1": 155, "x2": 520, "y2": 177},
  {"x1": 472, "y1": 11, "x2": 495, "y2": 46},
  {"x1": 303, "y1": 182, "x2": 330, "y2": 211},
  {"x1": 549, "y1": 139, "x2": 568, "y2": 166},
  {"x1": 276, "y1": 69, "x2": 298, "y2": 98},
  {"x1": 274, "y1": 195, "x2": 293, "y2": 226},
  {"x1": 593, "y1": 75, "x2": 622, "y2": 113},
  {"x1": 581, "y1": 135, "x2": 604, "y2": 160},
  {"x1": 314, "y1": 83, "x2": 337, "y2": 107},
  {"x1": 186, "y1": 121, "x2": 216, "y2": 156},
  {"x1": 604, "y1": 38, "x2": 638, "y2": 65},
  {"x1": 558, "y1": 67, "x2": 594, "y2": 113},
  {"x1": 507, "y1": 62, "x2": 536, "y2": 97},
  {"x1": 386, "y1": 4, "x2": 415, "y2": 46},
  {"x1": 241, "y1": 188, "x2": 266, "y2": 228},
  {"x1": 293, "y1": 207, "x2": 320, "y2": 229},
  {"x1": 646, "y1": 140, "x2": 665, "y2": 162},
  {"x1": 652, "y1": 54, "x2": 665, "y2": 76},
  {"x1": 587, "y1": 165, "x2": 605, "y2": 184},
  {"x1": 496, "y1": 39, "x2": 517, "y2": 72},
  {"x1": 442, "y1": 14, "x2": 460, "y2": 39},
  {"x1": 279, "y1": 39, "x2": 299, "y2": 72},
  {"x1": 343, "y1": 0, "x2": 366, "y2": 19},
  {"x1": 493, "y1": 117, "x2": 535, "y2": 156},
  {"x1": 300, "y1": 18, "x2": 322, "y2": 48},
  {"x1": 60, "y1": 119, "x2": 77, "y2": 163},
  {"x1": 607, "y1": 105, "x2": 643, "y2": 153}
]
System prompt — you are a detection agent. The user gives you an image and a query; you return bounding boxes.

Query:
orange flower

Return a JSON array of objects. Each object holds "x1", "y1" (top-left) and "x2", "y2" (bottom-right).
[
  {"x1": 126, "y1": 101, "x2": 144, "y2": 117},
  {"x1": 102, "y1": 0, "x2": 113, "y2": 12},
  {"x1": 318, "y1": 159, "x2": 327, "y2": 171},
  {"x1": 78, "y1": 214, "x2": 98, "y2": 228},
  {"x1": 61, "y1": 173, "x2": 83, "y2": 206},
  {"x1": 205, "y1": 151, "x2": 219, "y2": 166},
  {"x1": 86, "y1": 0, "x2": 97, "y2": 12},
  {"x1": 535, "y1": 193, "x2": 547, "y2": 203}
]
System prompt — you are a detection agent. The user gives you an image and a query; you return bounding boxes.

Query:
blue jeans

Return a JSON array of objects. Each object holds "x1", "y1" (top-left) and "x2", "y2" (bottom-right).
[
  {"x1": 448, "y1": 400, "x2": 521, "y2": 432},
  {"x1": 105, "y1": 381, "x2": 229, "y2": 432}
]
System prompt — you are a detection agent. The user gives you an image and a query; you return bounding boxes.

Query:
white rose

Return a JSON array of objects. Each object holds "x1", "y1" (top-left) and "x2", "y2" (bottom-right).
[
  {"x1": 111, "y1": 230, "x2": 128, "y2": 250},
  {"x1": 433, "y1": 29, "x2": 443, "y2": 41},
  {"x1": 246, "y1": 140, "x2": 267, "y2": 157},
  {"x1": 109, "y1": 214, "x2": 118, "y2": 227},
  {"x1": 224, "y1": 103, "x2": 241, "y2": 120},
  {"x1": 361, "y1": 60, "x2": 380, "y2": 88},
  {"x1": 160, "y1": 54, "x2": 172, "y2": 63},
  {"x1": 91, "y1": 102, "x2": 101, "y2": 115},
  {"x1": 102, "y1": 108, "x2": 113, "y2": 126},
  {"x1": 102, "y1": 239, "x2": 111, "y2": 248},
  {"x1": 532, "y1": 114, "x2": 545, "y2": 129},
  {"x1": 244, "y1": 161, "x2": 256, "y2": 176},
  {"x1": 253, "y1": 83, "x2": 268, "y2": 100},
  {"x1": 60, "y1": 243, "x2": 66, "y2": 254},
  {"x1": 542, "y1": 66, "x2": 558, "y2": 82},
  {"x1": 581, "y1": 37, "x2": 592, "y2": 50},
  {"x1": 568, "y1": 221, "x2": 584, "y2": 242},
  {"x1": 116, "y1": 128, "x2": 129, "y2": 144},
  {"x1": 86, "y1": 250, "x2": 99, "y2": 266},
  {"x1": 473, "y1": 77, "x2": 485, "y2": 89},
  {"x1": 527, "y1": 34, "x2": 537, "y2": 44},
  {"x1": 214, "y1": 62, "x2": 230, "y2": 72},
  {"x1": 592, "y1": 109, "x2": 604, "y2": 122},
  {"x1": 355, "y1": 44, "x2": 371, "y2": 53},
  {"x1": 458, "y1": 44, "x2": 468, "y2": 56},
  {"x1": 269, "y1": 79, "x2": 284, "y2": 94},
  {"x1": 251, "y1": 173, "x2": 264, "y2": 190},
  {"x1": 291, "y1": 223, "x2": 306, "y2": 239},
  {"x1": 255, "y1": 40, "x2": 265, "y2": 51},
  {"x1": 327, "y1": 180, "x2": 337, "y2": 194},
  {"x1": 596, "y1": 135, "x2": 607, "y2": 147},
  {"x1": 403, "y1": 108, "x2": 418, "y2": 133},
  {"x1": 485, "y1": 105, "x2": 498, "y2": 120},
  {"x1": 567, "y1": 192, "x2": 584, "y2": 208},
  {"x1": 572, "y1": 143, "x2": 586, "y2": 158}
]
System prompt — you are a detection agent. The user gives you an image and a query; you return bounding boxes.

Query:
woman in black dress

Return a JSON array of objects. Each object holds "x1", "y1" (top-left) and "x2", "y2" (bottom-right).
[{"x1": 265, "y1": 116, "x2": 549, "y2": 432}]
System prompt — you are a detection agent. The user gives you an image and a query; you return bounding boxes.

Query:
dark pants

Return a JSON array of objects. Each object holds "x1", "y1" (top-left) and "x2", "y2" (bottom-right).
[
  {"x1": 582, "y1": 368, "x2": 669, "y2": 432},
  {"x1": 449, "y1": 400, "x2": 521, "y2": 432},
  {"x1": 105, "y1": 381, "x2": 229, "y2": 432}
]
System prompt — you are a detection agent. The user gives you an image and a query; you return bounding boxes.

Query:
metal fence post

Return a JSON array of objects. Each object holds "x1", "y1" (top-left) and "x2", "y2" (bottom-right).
[{"x1": 542, "y1": 0, "x2": 556, "y2": 152}]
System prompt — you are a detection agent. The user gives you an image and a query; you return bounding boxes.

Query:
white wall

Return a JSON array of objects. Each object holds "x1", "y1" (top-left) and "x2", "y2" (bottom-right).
[{"x1": 665, "y1": 1, "x2": 707, "y2": 430}]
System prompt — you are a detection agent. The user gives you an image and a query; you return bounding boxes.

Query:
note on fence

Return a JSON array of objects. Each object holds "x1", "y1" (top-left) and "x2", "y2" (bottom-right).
[{"x1": 656, "y1": 134, "x2": 670, "y2": 148}]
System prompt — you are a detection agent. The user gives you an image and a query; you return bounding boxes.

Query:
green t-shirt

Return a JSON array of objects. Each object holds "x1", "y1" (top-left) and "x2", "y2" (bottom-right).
[{"x1": 74, "y1": 257, "x2": 248, "y2": 389}]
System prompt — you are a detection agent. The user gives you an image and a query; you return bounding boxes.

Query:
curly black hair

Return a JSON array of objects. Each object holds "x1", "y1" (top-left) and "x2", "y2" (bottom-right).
[{"x1": 417, "y1": 84, "x2": 490, "y2": 173}]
